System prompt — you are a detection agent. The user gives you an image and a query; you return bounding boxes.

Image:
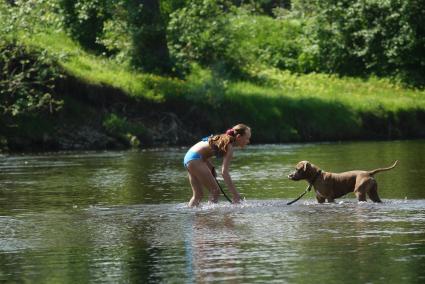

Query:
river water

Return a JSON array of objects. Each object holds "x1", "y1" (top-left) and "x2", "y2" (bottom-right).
[{"x1": 1, "y1": 140, "x2": 424, "y2": 283}]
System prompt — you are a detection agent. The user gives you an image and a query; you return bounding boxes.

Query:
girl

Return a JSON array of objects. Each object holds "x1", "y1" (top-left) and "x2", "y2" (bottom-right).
[{"x1": 183, "y1": 124, "x2": 251, "y2": 207}]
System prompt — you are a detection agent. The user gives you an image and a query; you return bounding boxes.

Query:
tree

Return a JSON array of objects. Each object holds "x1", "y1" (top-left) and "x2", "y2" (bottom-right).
[
  {"x1": 310, "y1": 0, "x2": 425, "y2": 86},
  {"x1": 127, "y1": 0, "x2": 173, "y2": 74},
  {"x1": 59, "y1": 0, "x2": 110, "y2": 52}
]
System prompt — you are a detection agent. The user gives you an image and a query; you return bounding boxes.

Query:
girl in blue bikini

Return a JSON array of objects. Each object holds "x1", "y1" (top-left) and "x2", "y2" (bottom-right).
[{"x1": 183, "y1": 124, "x2": 251, "y2": 207}]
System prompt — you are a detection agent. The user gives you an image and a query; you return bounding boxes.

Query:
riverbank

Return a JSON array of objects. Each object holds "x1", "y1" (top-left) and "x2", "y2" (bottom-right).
[{"x1": 2, "y1": 32, "x2": 425, "y2": 152}]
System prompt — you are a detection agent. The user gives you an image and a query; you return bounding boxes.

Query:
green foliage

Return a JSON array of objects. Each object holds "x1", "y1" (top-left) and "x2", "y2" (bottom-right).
[
  {"x1": 185, "y1": 64, "x2": 227, "y2": 107},
  {"x1": 2, "y1": 0, "x2": 425, "y2": 150},
  {"x1": 96, "y1": 1, "x2": 131, "y2": 63},
  {"x1": 0, "y1": 1, "x2": 64, "y2": 151},
  {"x1": 0, "y1": 41, "x2": 63, "y2": 118},
  {"x1": 58, "y1": 0, "x2": 111, "y2": 52},
  {"x1": 0, "y1": 0, "x2": 63, "y2": 39},
  {"x1": 93, "y1": 0, "x2": 181, "y2": 70},
  {"x1": 6, "y1": 0, "x2": 422, "y2": 86},
  {"x1": 22, "y1": 31, "x2": 184, "y2": 103},
  {"x1": 160, "y1": 0, "x2": 190, "y2": 21},
  {"x1": 228, "y1": 0, "x2": 291, "y2": 15},
  {"x1": 168, "y1": 2, "x2": 307, "y2": 76},
  {"x1": 125, "y1": 0, "x2": 173, "y2": 74},
  {"x1": 228, "y1": 13, "x2": 304, "y2": 72},
  {"x1": 103, "y1": 113, "x2": 145, "y2": 146},
  {"x1": 307, "y1": 0, "x2": 425, "y2": 86},
  {"x1": 168, "y1": 0, "x2": 236, "y2": 73},
  {"x1": 222, "y1": 67, "x2": 425, "y2": 141}
]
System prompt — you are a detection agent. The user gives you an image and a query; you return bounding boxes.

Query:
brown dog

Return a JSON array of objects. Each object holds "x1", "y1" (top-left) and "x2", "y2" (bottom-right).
[{"x1": 288, "y1": 160, "x2": 398, "y2": 203}]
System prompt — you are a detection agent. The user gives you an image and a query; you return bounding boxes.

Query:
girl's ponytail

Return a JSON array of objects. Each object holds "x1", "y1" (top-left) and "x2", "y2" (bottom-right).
[{"x1": 209, "y1": 124, "x2": 250, "y2": 154}]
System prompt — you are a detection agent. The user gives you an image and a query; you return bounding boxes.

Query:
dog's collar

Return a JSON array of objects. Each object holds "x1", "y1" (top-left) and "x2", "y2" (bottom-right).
[{"x1": 308, "y1": 170, "x2": 322, "y2": 191}]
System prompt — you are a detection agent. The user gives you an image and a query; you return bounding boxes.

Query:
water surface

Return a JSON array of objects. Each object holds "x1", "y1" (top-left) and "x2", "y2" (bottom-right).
[{"x1": 1, "y1": 140, "x2": 424, "y2": 283}]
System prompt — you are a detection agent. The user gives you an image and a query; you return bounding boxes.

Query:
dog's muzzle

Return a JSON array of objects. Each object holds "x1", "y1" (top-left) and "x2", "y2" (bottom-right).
[{"x1": 288, "y1": 172, "x2": 299, "y2": 180}]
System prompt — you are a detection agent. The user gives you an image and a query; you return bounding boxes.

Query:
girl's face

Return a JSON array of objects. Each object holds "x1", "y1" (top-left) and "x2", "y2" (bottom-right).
[{"x1": 236, "y1": 128, "x2": 251, "y2": 148}]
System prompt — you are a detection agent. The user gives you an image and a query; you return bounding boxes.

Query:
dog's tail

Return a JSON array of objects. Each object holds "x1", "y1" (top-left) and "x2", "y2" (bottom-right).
[{"x1": 368, "y1": 160, "x2": 398, "y2": 176}]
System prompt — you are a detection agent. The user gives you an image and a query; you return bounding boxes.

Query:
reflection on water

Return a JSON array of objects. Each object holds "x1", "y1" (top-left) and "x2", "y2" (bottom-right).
[
  {"x1": 1, "y1": 140, "x2": 425, "y2": 283},
  {"x1": 1, "y1": 201, "x2": 424, "y2": 283}
]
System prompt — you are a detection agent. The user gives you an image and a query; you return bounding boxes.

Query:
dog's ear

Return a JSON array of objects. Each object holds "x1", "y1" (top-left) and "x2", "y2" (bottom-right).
[{"x1": 303, "y1": 162, "x2": 310, "y2": 172}]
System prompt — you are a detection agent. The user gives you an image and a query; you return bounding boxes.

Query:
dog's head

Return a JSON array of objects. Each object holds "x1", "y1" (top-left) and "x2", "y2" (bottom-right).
[{"x1": 288, "y1": 161, "x2": 316, "y2": 181}]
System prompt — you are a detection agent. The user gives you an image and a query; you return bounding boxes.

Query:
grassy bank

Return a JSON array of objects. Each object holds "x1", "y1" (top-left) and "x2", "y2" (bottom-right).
[{"x1": 3, "y1": 31, "x2": 425, "y2": 151}]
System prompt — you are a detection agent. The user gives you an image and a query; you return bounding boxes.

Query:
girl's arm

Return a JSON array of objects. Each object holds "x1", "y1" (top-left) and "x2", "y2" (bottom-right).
[{"x1": 221, "y1": 145, "x2": 241, "y2": 203}]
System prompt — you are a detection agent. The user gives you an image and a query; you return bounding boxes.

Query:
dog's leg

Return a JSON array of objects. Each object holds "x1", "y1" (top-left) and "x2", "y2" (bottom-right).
[
  {"x1": 355, "y1": 190, "x2": 367, "y2": 202},
  {"x1": 316, "y1": 196, "x2": 326, "y2": 203},
  {"x1": 367, "y1": 180, "x2": 382, "y2": 203},
  {"x1": 327, "y1": 197, "x2": 335, "y2": 203},
  {"x1": 354, "y1": 184, "x2": 368, "y2": 202},
  {"x1": 355, "y1": 177, "x2": 375, "y2": 202}
]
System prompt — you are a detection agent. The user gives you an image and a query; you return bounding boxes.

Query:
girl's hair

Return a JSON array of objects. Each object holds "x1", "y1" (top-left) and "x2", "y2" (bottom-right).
[{"x1": 209, "y1": 124, "x2": 250, "y2": 154}]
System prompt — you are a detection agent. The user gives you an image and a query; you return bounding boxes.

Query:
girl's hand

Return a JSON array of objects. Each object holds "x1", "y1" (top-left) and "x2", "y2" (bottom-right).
[{"x1": 232, "y1": 193, "x2": 241, "y2": 204}]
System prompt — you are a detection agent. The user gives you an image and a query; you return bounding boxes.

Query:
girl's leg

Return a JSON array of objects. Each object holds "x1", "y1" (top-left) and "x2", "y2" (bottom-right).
[
  {"x1": 188, "y1": 160, "x2": 220, "y2": 203},
  {"x1": 188, "y1": 171, "x2": 204, "y2": 207}
]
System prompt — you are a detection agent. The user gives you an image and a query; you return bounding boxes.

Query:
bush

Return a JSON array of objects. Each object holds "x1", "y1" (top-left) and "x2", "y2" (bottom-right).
[
  {"x1": 306, "y1": 0, "x2": 425, "y2": 86},
  {"x1": 59, "y1": 0, "x2": 111, "y2": 52},
  {"x1": 168, "y1": 2, "x2": 309, "y2": 77},
  {"x1": 168, "y1": 0, "x2": 236, "y2": 74},
  {"x1": 227, "y1": 12, "x2": 304, "y2": 72},
  {"x1": 184, "y1": 64, "x2": 227, "y2": 107},
  {"x1": 0, "y1": 0, "x2": 63, "y2": 39},
  {"x1": 102, "y1": 113, "x2": 146, "y2": 146},
  {"x1": 0, "y1": 41, "x2": 63, "y2": 118},
  {"x1": 96, "y1": 2, "x2": 132, "y2": 64}
]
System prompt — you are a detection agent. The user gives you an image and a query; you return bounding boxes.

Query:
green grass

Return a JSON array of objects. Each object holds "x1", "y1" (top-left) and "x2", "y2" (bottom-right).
[
  {"x1": 233, "y1": 67, "x2": 425, "y2": 112},
  {"x1": 22, "y1": 31, "x2": 185, "y2": 102},
  {"x1": 22, "y1": 30, "x2": 425, "y2": 114},
  {"x1": 3, "y1": 5, "x2": 424, "y2": 150},
  {"x1": 18, "y1": 30, "x2": 425, "y2": 143}
]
